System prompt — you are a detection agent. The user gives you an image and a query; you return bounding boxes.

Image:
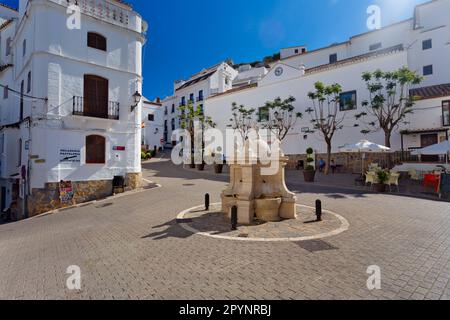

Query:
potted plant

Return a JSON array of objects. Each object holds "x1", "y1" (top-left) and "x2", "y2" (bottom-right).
[
  {"x1": 375, "y1": 169, "x2": 389, "y2": 193},
  {"x1": 303, "y1": 148, "x2": 316, "y2": 183},
  {"x1": 212, "y1": 152, "x2": 224, "y2": 174}
]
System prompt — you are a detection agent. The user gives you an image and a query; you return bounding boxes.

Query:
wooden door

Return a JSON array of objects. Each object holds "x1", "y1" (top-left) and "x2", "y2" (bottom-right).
[
  {"x1": 84, "y1": 75, "x2": 108, "y2": 118},
  {"x1": 421, "y1": 134, "x2": 439, "y2": 162}
]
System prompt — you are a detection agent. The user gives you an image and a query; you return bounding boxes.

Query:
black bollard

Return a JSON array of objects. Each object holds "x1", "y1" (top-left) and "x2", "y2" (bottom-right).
[
  {"x1": 316, "y1": 200, "x2": 322, "y2": 222},
  {"x1": 231, "y1": 206, "x2": 238, "y2": 231},
  {"x1": 205, "y1": 193, "x2": 210, "y2": 211}
]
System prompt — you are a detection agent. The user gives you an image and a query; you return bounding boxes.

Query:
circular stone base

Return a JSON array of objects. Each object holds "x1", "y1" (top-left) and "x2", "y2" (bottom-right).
[{"x1": 177, "y1": 203, "x2": 349, "y2": 242}]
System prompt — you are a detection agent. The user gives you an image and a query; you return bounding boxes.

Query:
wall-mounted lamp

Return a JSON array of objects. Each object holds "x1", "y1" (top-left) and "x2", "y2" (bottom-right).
[{"x1": 131, "y1": 91, "x2": 142, "y2": 111}]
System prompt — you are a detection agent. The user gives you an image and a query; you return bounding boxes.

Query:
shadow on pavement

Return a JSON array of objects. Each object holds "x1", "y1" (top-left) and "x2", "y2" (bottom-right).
[{"x1": 141, "y1": 219, "x2": 194, "y2": 240}]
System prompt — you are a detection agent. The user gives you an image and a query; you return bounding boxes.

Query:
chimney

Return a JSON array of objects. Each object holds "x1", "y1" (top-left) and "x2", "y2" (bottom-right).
[
  {"x1": 156, "y1": 97, "x2": 161, "y2": 104},
  {"x1": 300, "y1": 64, "x2": 306, "y2": 76}
]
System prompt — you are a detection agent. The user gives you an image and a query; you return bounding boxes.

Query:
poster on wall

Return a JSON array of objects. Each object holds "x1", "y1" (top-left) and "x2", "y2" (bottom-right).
[
  {"x1": 59, "y1": 149, "x2": 81, "y2": 164},
  {"x1": 59, "y1": 181, "x2": 74, "y2": 205}
]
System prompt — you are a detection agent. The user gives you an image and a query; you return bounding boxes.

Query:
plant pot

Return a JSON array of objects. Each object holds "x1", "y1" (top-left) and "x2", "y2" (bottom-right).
[
  {"x1": 255, "y1": 198, "x2": 282, "y2": 222},
  {"x1": 303, "y1": 170, "x2": 316, "y2": 183},
  {"x1": 214, "y1": 164, "x2": 224, "y2": 174},
  {"x1": 197, "y1": 163, "x2": 205, "y2": 171},
  {"x1": 374, "y1": 183, "x2": 387, "y2": 193}
]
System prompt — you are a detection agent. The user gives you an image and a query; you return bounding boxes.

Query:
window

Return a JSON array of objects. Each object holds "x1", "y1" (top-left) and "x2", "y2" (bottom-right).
[
  {"x1": 164, "y1": 106, "x2": 168, "y2": 115},
  {"x1": 20, "y1": 80, "x2": 24, "y2": 121},
  {"x1": 18, "y1": 139, "x2": 22, "y2": 167},
  {"x1": 23, "y1": 39, "x2": 26, "y2": 57},
  {"x1": 198, "y1": 90, "x2": 204, "y2": 101},
  {"x1": 27, "y1": 71, "x2": 31, "y2": 93},
  {"x1": 198, "y1": 104, "x2": 204, "y2": 115},
  {"x1": 443, "y1": 101, "x2": 450, "y2": 127},
  {"x1": 423, "y1": 65, "x2": 433, "y2": 76},
  {"x1": 369, "y1": 42, "x2": 382, "y2": 51},
  {"x1": 171, "y1": 104, "x2": 175, "y2": 113},
  {"x1": 181, "y1": 97, "x2": 186, "y2": 106},
  {"x1": 225, "y1": 78, "x2": 229, "y2": 85},
  {"x1": 302, "y1": 48, "x2": 306, "y2": 53},
  {"x1": 339, "y1": 91, "x2": 357, "y2": 111},
  {"x1": 148, "y1": 114, "x2": 154, "y2": 121},
  {"x1": 422, "y1": 39, "x2": 432, "y2": 50},
  {"x1": 329, "y1": 53, "x2": 338, "y2": 64},
  {"x1": 3, "y1": 86, "x2": 8, "y2": 99},
  {"x1": 258, "y1": 107, "x2": 270, "y2": 122},
  {"x1": 87, "y1": 32, "x2": 107, "y2": 51},
  {"x1": 86, "y1": 135, "x2": 106, "y2": 164},
  {"x1": 189, "y1": 93, "x2": 194, "y2": 103},
  {"x1": 164, "y1": 120, "x2": 168, "y2": 132},
  {"x1": 171, "y1": 118, "x2": 175, "y2": 131},
  {"x1": 294, "y1": 49, "x2": 299, "y2": 54},
  {"x1": 6, "y1": 37, "x2": 11, "y2": 56},
  {"x1": 83, "y1": 75, "x2": 109, "y2": 118}
]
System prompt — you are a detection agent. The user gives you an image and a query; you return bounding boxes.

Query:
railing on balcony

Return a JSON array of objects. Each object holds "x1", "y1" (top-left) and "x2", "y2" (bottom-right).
[
  {"x1": 73, "y1": 96, "x2": 119, "y2": 120},
  {"x1": 54, "y1": 0, "x2": 133, "y2": 30},
  {"x1": 196, "y1": 96, "x2": 204, "y2": 102}
]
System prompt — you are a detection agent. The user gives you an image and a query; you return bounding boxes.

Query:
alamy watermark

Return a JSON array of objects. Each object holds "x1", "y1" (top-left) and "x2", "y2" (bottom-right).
[
  {"x1": 66, "y1": 265, "x2": 81, "y2": 291},
  {"x1": 367, "y1": 265, "x2": 382, "y2": 290}
]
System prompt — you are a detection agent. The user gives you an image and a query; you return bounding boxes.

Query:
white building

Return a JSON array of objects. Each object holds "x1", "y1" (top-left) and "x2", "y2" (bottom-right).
[
  {"x1": 205, "y1": 0, "x2": 450, "y2": 168},
  {"x1": 0, "y1": 0, "x2": 147, "y2": 219},
  {"x1": 156, "y1": 61, "x2": 238, "y2": 148},
  {"x1": 141, "y1": 98, "x2": 165, "y2": 151}
]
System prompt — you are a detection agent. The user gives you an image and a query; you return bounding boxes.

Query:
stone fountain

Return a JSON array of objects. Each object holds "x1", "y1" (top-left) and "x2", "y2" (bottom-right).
[{"x1": 221, "y1": 140, "x2": 297, "y2": 225}]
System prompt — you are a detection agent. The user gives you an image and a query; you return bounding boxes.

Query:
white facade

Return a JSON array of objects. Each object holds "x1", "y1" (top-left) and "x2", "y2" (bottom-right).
[
  {"x1": 141, "y1": 98, "x2": 165, "y2": 151},
  {"x1": 0, "y1": 0, "x2": 146, "y2": 217},
  {"x1": 157, "y1": 61, "x2": 238, "y2": 147},
  {"x1": 205, "y1": 0, "x2": 450, "y2": 157}
]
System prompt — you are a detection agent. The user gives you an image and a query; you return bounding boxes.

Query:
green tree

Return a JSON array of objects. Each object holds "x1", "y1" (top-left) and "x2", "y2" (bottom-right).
[
  {"x1": 356, "y1": 67, "x2": 423, "y2": 148},
  {"x1": 229, "y1": 102, "x2": 257, "y2": 142},
  {"x1": 306, "y1": 82, "x2": 345, "y2": 175},
  {"x1": 262, "y1": 96, "x2": 303, "y2": 141},
  {"x1": 179, "y1": 101, "x2": 215, "y2": 165}
]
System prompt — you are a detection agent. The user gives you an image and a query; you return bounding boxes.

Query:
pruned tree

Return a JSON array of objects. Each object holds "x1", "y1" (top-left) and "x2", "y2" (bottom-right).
[
  {"x1": 180, "y1": 101, "x2": 215, "y2": 165},
  {"x1": 229, "y1": 102, "x2": 257, "y2": 142},
  {"x1": 306, "y1": 82, "x2": 345, "y2": 175},
  {"x1": 261, "y1": 96, "x2": 303, "y2": 141},
  {"x1": 355, "y1": 67, "x2": 423, "y2": 148}
]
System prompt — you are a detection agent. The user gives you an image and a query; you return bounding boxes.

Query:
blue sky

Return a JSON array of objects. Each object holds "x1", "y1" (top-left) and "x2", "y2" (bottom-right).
[{"x1": 2, "y1": 0, "x2": 429, "y2": 99}]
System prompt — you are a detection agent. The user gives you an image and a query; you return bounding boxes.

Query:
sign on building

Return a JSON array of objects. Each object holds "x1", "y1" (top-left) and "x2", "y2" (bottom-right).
[{"x1": 59, "y1": 149, "x2": 81, "y2": 163}]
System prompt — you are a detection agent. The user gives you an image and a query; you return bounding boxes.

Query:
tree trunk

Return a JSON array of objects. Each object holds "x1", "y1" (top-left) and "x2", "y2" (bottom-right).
[
  {"x1": 325, "y1": 142, "x2": 332, "y2": 175},
  {"x1": 384, "y1": 130, "x2": 392, "y2": 169},
  {"x1": 384, "y1": 131, "x2": 392, "y2": 148}
]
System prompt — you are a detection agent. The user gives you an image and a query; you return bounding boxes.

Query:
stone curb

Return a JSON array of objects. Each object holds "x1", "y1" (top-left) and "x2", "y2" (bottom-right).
[{"x1": 177, "y1": 202, "x2": 350, "y2": 243}]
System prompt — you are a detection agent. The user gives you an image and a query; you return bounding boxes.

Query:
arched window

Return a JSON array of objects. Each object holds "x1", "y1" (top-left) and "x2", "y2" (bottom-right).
[
  {"x1": 87, "y1": 32, "x2": 107, "y2": 51},
  {"x1": 86, "y1": 135, "x2": 106, "y2": 164}
]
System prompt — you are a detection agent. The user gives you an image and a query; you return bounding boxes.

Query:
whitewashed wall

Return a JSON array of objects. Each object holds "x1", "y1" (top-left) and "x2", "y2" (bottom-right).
[{"x1": 205, "y1": 51, "x2": 411, "y2": 156}]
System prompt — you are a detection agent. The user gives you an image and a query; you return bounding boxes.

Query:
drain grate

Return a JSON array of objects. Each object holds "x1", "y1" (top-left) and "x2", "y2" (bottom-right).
[{"x1": 295, "y1": 240, "x2": 338, "y2": 253}]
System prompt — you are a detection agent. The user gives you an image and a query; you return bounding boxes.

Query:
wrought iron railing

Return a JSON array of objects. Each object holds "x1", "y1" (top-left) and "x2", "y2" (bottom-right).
[{"x1": 73, "y1": 96, "x2": 119, "y2": 120}]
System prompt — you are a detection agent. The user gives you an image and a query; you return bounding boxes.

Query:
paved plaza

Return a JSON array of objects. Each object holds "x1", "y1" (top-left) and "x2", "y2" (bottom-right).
[{"x1": 1, "y1": 155, "x2": 450, "y2": 300}]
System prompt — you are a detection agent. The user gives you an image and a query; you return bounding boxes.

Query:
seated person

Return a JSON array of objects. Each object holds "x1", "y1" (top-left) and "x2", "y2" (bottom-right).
[
  {"x1": 331, "y1": 159, "x2": 337, "y2": 174},
  {"x1": 318, "y1": 158, "x2": 326, "y2": 172}
]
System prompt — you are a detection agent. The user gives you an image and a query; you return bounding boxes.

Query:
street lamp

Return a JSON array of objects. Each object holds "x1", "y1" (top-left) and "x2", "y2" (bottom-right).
[{"x1": 131, "y1": 91, "x2": 142, "y2": 111}]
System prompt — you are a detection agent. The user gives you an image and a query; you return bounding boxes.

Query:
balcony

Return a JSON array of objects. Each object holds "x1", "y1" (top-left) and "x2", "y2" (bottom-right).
[
  {"x1": 51, "y1": 0, "x2": 143, "y2": 33},
  {"x1": 196, "y1": 96, "x2": 204, "y2": 102},
  {"x1": 73, "y1": 96, "x2": 119, "y2": 120}
]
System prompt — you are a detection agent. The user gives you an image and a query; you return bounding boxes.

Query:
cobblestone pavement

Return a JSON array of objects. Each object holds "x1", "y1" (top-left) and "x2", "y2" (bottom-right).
[{"x1": 1, "y1": 156, "x2": 450, "y2": 300}]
